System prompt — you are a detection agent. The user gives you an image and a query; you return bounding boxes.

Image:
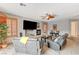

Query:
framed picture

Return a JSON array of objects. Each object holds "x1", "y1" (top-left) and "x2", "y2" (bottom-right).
[
  {"x1": 42, "y1": 22, "x2": 48, "y2": 33},
  {"x1": 52, "y1": 24, "x2": 57, "y2": 31}
]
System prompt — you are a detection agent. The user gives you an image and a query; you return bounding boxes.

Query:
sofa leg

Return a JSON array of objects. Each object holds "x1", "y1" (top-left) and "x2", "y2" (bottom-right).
[{"x1": 60, "y1": 46, "x2": 61, "y2": 50}]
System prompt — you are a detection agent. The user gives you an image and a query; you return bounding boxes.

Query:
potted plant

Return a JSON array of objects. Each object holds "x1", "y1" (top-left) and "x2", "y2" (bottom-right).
[{"x1": 0, "y1": 23, "x2": 8, "y2": 48}]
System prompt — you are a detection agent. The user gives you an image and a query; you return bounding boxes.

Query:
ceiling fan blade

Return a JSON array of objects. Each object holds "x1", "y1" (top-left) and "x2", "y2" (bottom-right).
[
  {"x1": 41, "y1": 16, "x2": 46, "y2": 19},
  {"x1": 40, "y1": 12, "x2": 56, "y2": 20}
]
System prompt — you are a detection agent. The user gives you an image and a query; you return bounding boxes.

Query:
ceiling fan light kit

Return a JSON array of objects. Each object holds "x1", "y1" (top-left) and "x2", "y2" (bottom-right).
[
  {"x1": 41, "y1": 13, "x2": 55, "y2": 20},
  {"x1": 46, "y1": 14, "x2": 55, "y2": 20}
]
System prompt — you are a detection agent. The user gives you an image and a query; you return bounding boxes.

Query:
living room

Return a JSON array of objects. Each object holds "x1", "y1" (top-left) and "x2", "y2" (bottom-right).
[{"x1": 0, "y1": 3, "x2": 79, "y2": 55}]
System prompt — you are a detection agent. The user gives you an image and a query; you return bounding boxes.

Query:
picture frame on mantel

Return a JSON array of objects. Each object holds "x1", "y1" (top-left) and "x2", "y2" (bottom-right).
[{"x1": 36, "y1": 29, "x2": 41, "y2": 35}]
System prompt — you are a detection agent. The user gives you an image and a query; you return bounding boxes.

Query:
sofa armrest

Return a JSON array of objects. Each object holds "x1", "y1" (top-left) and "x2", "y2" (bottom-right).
[{"x1": 48, "y1": 40, "x2": 60, "y2": 51}]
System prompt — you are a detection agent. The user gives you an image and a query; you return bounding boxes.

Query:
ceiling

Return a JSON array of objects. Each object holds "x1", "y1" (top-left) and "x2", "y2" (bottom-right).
[{"x1": 0, "y1": 3, "x2": 79, "y2": 22}]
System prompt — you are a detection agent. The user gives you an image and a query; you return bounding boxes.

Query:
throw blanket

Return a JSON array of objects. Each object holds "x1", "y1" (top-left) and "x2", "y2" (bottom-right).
[{"x1": 20, "y1": 36, "x2": 29, "y2": 44}]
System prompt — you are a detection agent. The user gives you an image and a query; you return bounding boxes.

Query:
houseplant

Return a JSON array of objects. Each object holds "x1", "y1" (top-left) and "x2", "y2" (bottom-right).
[{"x1": 0, "y1": 23, "x2": 8, "y2": 48}]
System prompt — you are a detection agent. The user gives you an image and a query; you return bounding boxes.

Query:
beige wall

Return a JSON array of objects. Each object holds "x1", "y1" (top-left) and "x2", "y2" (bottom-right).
[
  {"x1": 49, "y1": 19, "x2": 70, "y2": 34},
  {"x1": 49, "y1": 19, "x2": 79, "y2": 37}
]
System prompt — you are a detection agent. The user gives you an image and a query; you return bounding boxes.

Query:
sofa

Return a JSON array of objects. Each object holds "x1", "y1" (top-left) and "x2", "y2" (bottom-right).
[
  {"x1": 12, "y1": 38, "x2": 41, "y2": 55},
  {"x1": 48, "y1": 33, "x2": 68, "y2": 51}
]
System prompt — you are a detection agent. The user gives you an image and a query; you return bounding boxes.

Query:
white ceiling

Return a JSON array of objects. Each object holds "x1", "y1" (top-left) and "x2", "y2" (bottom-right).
[{"x1": 0, "y1": 3, "x2": 79, "y2": 21}]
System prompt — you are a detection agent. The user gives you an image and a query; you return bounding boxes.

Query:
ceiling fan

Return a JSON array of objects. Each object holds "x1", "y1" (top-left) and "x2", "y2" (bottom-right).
[{"x1": 41, "y1": 13, "x2": 56, "y2": 20}]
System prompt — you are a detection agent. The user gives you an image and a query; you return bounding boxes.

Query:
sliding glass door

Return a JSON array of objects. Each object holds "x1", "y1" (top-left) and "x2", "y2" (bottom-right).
[
  {"x1": 71, "y1": 20, "x2": 78, "y2": 37},
  {"x1": 7, "y1": 18, "x2": 18, "y2": 37}
]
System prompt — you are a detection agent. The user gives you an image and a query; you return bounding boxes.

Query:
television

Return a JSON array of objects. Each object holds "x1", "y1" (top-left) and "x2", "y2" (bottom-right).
[{"x1": 23, "y1": 20, "x2": 37, "y2": 30}]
